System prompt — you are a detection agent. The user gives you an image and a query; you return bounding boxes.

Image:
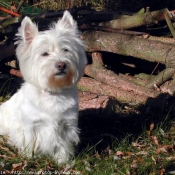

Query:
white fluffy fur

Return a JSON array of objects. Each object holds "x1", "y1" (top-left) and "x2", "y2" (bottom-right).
[{"x1": 0, "y1": 11, "x2": 87, "y2": 164}]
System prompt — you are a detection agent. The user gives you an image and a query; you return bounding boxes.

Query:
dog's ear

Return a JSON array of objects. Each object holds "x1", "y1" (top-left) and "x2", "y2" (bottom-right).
[
  {"x1": 56, "y1": 11, "x2": 78, "y2": 33},
  {"x1": 17, "y1": 16, "x2": 38, "y2": 45}
]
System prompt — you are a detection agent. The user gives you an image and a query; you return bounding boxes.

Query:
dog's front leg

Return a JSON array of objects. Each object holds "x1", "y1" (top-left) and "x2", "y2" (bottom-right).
[{"x1": 61, "y1": 119, "x2": 80, "y2": 146}]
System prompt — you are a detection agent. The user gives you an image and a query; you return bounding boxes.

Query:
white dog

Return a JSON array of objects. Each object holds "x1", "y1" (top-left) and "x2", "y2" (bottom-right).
[{"x1": 0, "y1": 11, "x2": 87, "y2": 164}]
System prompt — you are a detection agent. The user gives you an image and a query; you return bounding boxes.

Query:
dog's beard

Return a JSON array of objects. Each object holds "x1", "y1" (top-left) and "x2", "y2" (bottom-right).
[{"x1": 48, "y1": 68, "x2": 75, "y2": 91}]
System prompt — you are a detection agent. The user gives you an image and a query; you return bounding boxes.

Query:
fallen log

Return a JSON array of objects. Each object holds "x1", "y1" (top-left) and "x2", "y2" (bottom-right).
[
  {"x1": 1, "y1": 8, "x2": 175, "y2": 101},
  {"x1": 82, "y1": 30, "x2": 175, "y2": 88},
  {"x1": 146, "y1": 68, "x2": 175, "y2": 88},
  {"x1": 164, "y1": 11, "x2": 175, "y2": 38},
  {"x1": 78, "y1": 77, "x2": 175, "y2": 111},
  {"x1": 78, "y1": 77, "x2": 149, "y2": 104},
  {"x1": 80, "y1": 25, "x2": 147, "y2": 36},
  {"x1": 142, "y1": 35, "x2": 175, "y2": 44},
  {"x1": 10, "y1": 69, "x2": 23, "y2": 78},
  {"x1": 85, "y1": 52, "x2": 160, "y2": 98},
  {"x1": 78, "y1": 91, "x2": 117, "y2": 116},
  {"x1": 82, "y1": 30, "x2": 175, "y2": 67},
  {"x1": 99, "y1": 8, "x2": 169, "y2": 29}
]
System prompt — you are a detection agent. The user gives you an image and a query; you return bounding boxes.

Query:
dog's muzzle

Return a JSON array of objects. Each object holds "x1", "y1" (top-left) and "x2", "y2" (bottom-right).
[{"x1": 55, "y1": 61, "x2": 67, "y2": 75}]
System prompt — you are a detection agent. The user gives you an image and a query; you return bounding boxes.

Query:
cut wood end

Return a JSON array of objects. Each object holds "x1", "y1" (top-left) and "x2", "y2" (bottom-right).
[
  {"x1": 78, "y1": 91, "x2": 117, "y2": 116},
  {"x1": 10, "y1": 69, "x2": 23, "y2": 78}
]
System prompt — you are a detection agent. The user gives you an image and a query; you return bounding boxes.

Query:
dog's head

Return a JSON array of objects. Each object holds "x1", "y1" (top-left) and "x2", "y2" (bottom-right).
[{"x1": 15, "y1": 11, "x2": 87, "y2": 93}]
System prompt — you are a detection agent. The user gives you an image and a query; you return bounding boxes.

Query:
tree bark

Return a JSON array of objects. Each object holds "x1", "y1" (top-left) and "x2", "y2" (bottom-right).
[
  {"x1": 82, "y1": 30, "x2": 175, "y2": 68},
  {"x1": 164, "y1": 11, "x2": 175, "y2": 38},
  {"x1": 146, "y1": 68, "x2": 175, "y2": 88},
  {"x1": 99, "y1": 8, "x2": 168, "y2": 29},
  {"x1": 78, "y1": 77, "x2": 150, "y2": 104},
  {"x1": 10, "y1": 69, "x2": 23, "y2": 78},
  {"x1": 85, "y1": 52, "x2": 160, "y2": 98},
  {"x1": 78, "y1": 91, "x2": 117, "y2": 116}
]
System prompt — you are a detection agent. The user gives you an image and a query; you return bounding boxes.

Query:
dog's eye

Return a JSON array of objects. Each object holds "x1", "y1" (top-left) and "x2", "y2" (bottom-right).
[
  {"x1": 42, "y1": 52, "x2": 49, "y2": 56},
  {"x1": 62, "y1": 48, "x2": 69, "y2": 52}
]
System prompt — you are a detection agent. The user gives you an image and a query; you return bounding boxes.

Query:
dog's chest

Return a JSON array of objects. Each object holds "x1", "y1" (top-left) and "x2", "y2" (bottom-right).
[{"x1": 20, "y1": 90, "x2": 77, "y2": 122}]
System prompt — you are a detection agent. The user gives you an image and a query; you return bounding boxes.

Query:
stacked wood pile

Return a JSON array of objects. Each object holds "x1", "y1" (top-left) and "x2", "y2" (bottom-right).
[{"x1": 1, "y1": 1, "x2": 175, "y2": 115}]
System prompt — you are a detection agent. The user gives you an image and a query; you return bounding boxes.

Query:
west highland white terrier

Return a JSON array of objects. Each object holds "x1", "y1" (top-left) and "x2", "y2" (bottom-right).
[{"x1": 0, "y1": 11, "x2": 87, "y2": 164}]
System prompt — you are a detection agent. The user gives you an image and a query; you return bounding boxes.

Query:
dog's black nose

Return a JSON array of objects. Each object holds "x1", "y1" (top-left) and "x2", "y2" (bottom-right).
[{"x1": 56, "y1": 62, "x2": 66, "y2": 71}]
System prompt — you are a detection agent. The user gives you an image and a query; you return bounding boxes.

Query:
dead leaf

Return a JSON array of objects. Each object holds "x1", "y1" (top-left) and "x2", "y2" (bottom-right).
[
  {"x1": 136, "y1": 151, "x2": 148, "y2": 156},
  {"x1": 156, "y1": 147, "x2": 167, "y2": 154},
  {"x1": 159, "y1": 168, "x2": 165, "y2": 175},
  {"x1": 150, "y1": 122, "x2": 155, "y2": 131},
  {"x1": 143, "y1": 34, "x2": 149, "y2": 39},
  {"x1": 159, "y1": 128, "x2": 165, "y2": 137},
  {"x1": 122, "y1": 156, "x2": 131, "y2": 160},
  {"x1": 132, "y1": 142, "x2": 146, "y2": 148},
  {"x1": 151, "y1": 136, "x2": 159, "y2": 145},
  {"x1": 115, "y1": 151, "x2": 124, "y2": 158},
  {"x1": 166, "y1": 156, "x2": 175, "y2": 161},
  {"x1": 125, "y1": 152, "x2": 135, "y2": 156},
  {"x1": 0, "y1": 146, "x2": 15, "y2": 157},
  {"x1": 114, "y1": 155, "x2": 121, "y2": 160},
  {"x1": 12, "y1": 162, "x2": 23, "y2": 171},
  {"x1": 147, "y1": 130, "x2": 151, "y2": 136},
  {"x1": 85, "y1": 166, "x2": 91, "y2": 172},
  {"x1": 151, "y1": 156, "x2": 156, "y2": 165},
  {"x1": 167, "y1": 145, "x2": 174, "y2": 153},
  {"x1": 156, "y1": 145, "x2": 174, "y2": 154},
  {"x1": 22, "y1": 160, "x2": 27, "y2": 170},
  {"x1": 0, "y1": 161, "x2": 5, "y2": 168},
  {"x1": 147, "y1": 122, "x2": 154, "y2": 136},
  {"x1": 131, "y1": 160, "x2": 138, "y2": 169},
  {"x1": 104, "y1": 146, "x2": 112, "y2": 155}
]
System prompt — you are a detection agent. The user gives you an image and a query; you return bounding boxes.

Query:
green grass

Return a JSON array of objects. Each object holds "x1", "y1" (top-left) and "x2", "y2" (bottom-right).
[{"x1": 0, "y1": 117, "x2": 175, "y2": 174}]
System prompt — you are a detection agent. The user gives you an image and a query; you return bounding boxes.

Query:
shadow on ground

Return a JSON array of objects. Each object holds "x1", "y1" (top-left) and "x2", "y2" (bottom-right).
[{"x1": 77, "y1": 93, "x2": 175, "y2": 153}]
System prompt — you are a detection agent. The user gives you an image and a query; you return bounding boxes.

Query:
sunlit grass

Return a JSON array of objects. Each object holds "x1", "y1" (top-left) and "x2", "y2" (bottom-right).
[{"x1": 0, "y1": 116, "x2": 175, "y2": 174}]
